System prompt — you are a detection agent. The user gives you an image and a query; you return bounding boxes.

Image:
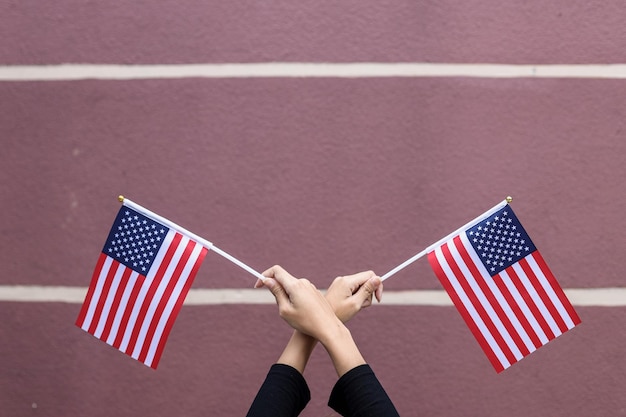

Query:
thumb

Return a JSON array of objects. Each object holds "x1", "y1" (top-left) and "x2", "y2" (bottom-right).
[
  {"x1": 263, "y1": 278, "x2": 290, "y2": 306},
  {"x1": 354, "y1": 276, "x2": 381, "y2": 305}
]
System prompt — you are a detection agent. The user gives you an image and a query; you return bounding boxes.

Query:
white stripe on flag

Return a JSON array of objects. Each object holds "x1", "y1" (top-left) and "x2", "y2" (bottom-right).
[
  {"x1": 460, "y1": 233, "x2": 537, "y2": 355},
  {"x1": 511, "y1": 262, "x2": 562, "y2": 338},
  {"x1": 118, "y1": 230, "x2": 176, "y2": 353},
  {"x1": 144, "y1": 242, "x2": 204, "y2": 367},
  {"x1": 105, "y1": 271, "x2": 140, "y2": 346},
  {"x1": 93, "y1": 263, "x2": 124, "y2": 338},
  {"x1": 448, "y1": 237, "x2": 523, "y2": 361},
  {"x1": 131, "y1": 234, "x2": 191, "y2": 359},
  {"x1": 498, "y1": 269, "x2": 550, "y2": 345},
  {"x1": 433, "y1": 246, "x2": 511, "y2": 369},
  {"x1": 80, "y1": 256, "x2": 114, "y2": 331},
  {"x1": 526, "y1": 255, "x2": 577, "y2": 329}
]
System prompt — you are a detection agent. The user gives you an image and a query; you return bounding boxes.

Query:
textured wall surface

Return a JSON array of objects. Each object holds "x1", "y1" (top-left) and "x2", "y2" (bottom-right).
[
  {"x1": 2, "y1": 1, "x2": 625, "y2": 64},
  {"x1": 1, "y1": 1, "x2": 626, "y2": 416}
]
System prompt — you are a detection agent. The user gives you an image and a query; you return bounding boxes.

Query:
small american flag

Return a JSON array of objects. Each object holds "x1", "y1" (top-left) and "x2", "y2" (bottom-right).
[
  {"x1": 427, "y1": 204, "x2": 581, "y2": 372},
  {"x1": 76, "y1": 203, "x2": 209, "y2": 369}
]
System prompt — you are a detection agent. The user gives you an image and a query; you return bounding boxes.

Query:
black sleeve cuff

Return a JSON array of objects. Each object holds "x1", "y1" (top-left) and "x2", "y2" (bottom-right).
[
  {"x1": 246, "y1": 364, "x2": 311, "y2": 417},
  {"x1": 328, "y1": 364, "x2": 400, "y2": 416}
]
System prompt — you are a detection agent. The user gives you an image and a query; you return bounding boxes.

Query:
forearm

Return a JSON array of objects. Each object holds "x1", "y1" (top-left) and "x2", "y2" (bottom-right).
[
  {"x1": 276, "y1": 330, "x2": 317, "y2": 374},
  {"x1": 318, "y1": 321, "x2": 366, "y2": 377}
]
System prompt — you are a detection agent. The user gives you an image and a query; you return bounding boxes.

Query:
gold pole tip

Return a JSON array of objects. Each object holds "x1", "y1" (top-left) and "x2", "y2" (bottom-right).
[
  {"x1": 118, "y1": 195, "x2": 125, "y2": 203},
  {"x1": 506, "y1": 196, "x2": 513, "y2": 203}
]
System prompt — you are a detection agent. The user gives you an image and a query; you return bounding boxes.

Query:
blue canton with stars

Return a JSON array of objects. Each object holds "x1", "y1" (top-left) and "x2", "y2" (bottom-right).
[
  {"x1": 102, "y1": 207, "x2": 169, "y2": 274},
  {"x1": 465, "y1": 206, "x2": 536, "y2": 276}
]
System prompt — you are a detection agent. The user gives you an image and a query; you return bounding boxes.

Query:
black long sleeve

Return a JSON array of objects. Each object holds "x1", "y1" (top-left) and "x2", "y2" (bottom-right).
[
  {"x1": 328, "y1": 364, "x2": 400, "y2": 417},
  {"x1": 246, "y1": 364, "x2": 311, "y2": 417}
]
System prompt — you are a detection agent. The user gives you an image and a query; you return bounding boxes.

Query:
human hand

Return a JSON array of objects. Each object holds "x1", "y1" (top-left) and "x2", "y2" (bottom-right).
[
  {"x1": 325, "y1": 271, "x2": 383, "y2": 323},
  {"x1": 259, "y1": 265, "x2": 344, "y2": 343}
]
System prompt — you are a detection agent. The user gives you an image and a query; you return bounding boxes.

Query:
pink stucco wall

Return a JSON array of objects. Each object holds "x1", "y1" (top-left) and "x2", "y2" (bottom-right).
[
  {"x1": 1, "y1": 1, "x2": 625, "y2": 64},
  {"x1": 2, "y1": 2, "x2": 626, "y2": 416}
]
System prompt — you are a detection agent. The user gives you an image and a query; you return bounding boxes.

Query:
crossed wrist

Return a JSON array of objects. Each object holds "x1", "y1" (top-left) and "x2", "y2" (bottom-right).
[
  {"x1": 319, "y1": 324, "x2": 366, "y2": 377},
  {"x1": 316, "y1": 316, "x2": 348, "y2": 346}
]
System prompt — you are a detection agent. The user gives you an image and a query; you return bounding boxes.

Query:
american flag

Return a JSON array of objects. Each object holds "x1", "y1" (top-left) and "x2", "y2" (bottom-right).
[
  {"x1": 427, "y1": 204, "x2": 581, "y2": 372},
  {"x1": 76, "y1": 204, "x2": 209, "y2": 369}
]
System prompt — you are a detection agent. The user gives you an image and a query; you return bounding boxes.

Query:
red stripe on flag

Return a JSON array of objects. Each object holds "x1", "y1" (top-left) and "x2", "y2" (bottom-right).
[
  {"x1": 87, "y1": 260, "x2": 120, "y2": 335},
  {"x1": 518, "y1": 257, "x2": 568, "y2": 334},
  {"x1": 137, "y1": 239, "x2": 199, "y2": 363},
  {"x1": 532, "y1": 252, "x2": 581, "y2": 326},
  {"x1": 443, "y1": 239, "x2": 517, "y2": 366},
  {"x1": 428, "y1": 248, "x2": 505, "y2": 373},
  {"x1": 112, "y1": 273, "x2": 145, "y2": 349},
  {"x1": 76, "y1": 253, "x2": 107, "y2": 327},
  {"x1": 492, "y1": 273, "x2": 543, "y2": 350},
  {"x1": 100, "y1": 267, "x2": 133, "y2": 343},
  {"x1": 454, "y1": 237, "x2": 530, "y2": 357},
  {"x1": 506, "y1": 266, "x2": 555, "y2": 341},
  {"x1": 150, "y1": 246, "x2": 209, "y2": 369},
  {"x1": 124, "y1": 233, "x2": 183, "y2": 356}
]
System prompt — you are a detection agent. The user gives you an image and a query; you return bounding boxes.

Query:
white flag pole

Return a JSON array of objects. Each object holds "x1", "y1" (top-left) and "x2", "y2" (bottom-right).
[
  {"x1": 380, "y1": 197, "x2": 512, "y2": 281},
  {"x1": 119, "y1": 196, "x2": 266, "y2": 282},
  {"x1": 209, "y1": 245, "x2": 267, "y2": 282},
  {"x1": 380, "y1": 248, "x2": 429, "y2": 282}
]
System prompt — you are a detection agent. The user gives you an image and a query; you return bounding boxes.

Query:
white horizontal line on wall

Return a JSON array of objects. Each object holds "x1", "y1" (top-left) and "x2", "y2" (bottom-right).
[
  {"x1": 0, "y1": 285, "x2": 624, "y2": 307},
  {"x1": 1, "y1": 63, "x2": 626, "y2": 81}
]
